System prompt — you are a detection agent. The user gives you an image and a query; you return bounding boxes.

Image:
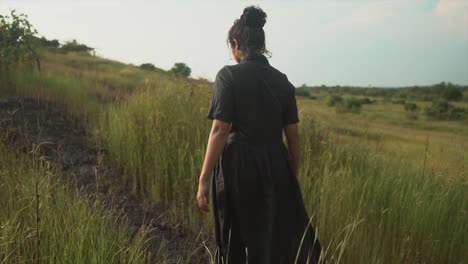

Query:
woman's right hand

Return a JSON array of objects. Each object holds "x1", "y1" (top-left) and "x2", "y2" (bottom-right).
[{"x1": 196, "y1": 177, "x2": 210, "y2": 212}]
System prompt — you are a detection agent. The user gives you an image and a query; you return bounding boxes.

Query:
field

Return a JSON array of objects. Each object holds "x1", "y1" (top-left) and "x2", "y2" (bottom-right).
[
  {"x1": 297, "y1": 96, "x2": 468, "y2": 177},
  {"x1": 1, "y1": 48, "x2": 467, "y2": 263}
]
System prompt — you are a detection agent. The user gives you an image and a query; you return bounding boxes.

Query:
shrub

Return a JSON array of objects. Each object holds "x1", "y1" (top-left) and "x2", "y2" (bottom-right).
[
  {"x1": 36, "y1": 36, "x2": 60, "y2": 48},
  {"x1": 424, "y1": 100, "x2": 467, "y2": 120},
  {"x1": 170, "y1": 62, "x2": 191, "y2": 77},
  {"x1": 336, "y1": 97, "x2": 363, "y2": 113},
  {"x1": 360, "y1": 97, "x2": 373, "y2": 104},
  {"x1": 140, "y1": 63, "x2": 157, "y2": 71},
  {"x1": 295, "y1": 87, "x2": 310, "y2": 98},
  {"x1": 0, "y1": 10, "x2": 40, "y2": 71},
  {"x1": 441, "y1": 86, "x2": 463, "y2": 101},
  {"x1": 404, "y1": 102, "x2": 419, "y2": 120},
  {"x1": 327, "y1": 95, "x2": 343, "y2": 106},
  {"x1": 404, "y1": 102, "x2": 419, "y2": 112},
  {"x1": 61, "y1": 39, "x2": 94, "y2": 54},
  {"x1": 434, "y1": 82, "x2": 464, "y2": 101}
]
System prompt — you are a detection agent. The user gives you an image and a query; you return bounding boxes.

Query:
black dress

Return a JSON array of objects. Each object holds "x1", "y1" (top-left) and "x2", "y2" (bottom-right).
[{"x1": 208, "y1": 54, "x2": 321, "y2": 264}]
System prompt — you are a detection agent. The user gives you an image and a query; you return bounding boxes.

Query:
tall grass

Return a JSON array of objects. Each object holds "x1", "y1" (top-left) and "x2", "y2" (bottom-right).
[
  {"x1": 3, "y1": 50, "x2": 468, "y2": 263},
  {"x1": 99, "y1": 86, "x2": 468, "y2": 263},
  {"x1": 0, "y1": 141, "x2": 149, "y2": 263},
  {"x1": 98, "y1": 83, "x2": 212, "y2": 231},
  {"x1": 299, "y1": 123, "x2": 468, "y2": 263}
]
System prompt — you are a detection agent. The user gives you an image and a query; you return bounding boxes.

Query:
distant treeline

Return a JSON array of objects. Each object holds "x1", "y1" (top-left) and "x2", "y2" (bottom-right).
[
  {"x1": 36, "y1": 36, "x2": 191, "y2": 77},
  {"x1": 35, "y1": 36, "x2": 95, "y2": 54},
  {"x1": 298, "y1": 82, "x2": 467, "y2": 102}
]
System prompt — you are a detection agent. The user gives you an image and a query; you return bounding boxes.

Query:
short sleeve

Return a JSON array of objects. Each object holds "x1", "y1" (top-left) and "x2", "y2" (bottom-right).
[
  {"x1": 282, "y1": 75, "x2": 299, "y2": 126},
  {"x1": 207, "y1": 66, "x2": 235, "y2": 123}
]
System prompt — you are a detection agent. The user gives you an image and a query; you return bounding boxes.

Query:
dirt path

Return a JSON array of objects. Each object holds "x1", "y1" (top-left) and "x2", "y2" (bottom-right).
[{"x1": 0, "y1": 97, "x2": 206, "y2": 263}]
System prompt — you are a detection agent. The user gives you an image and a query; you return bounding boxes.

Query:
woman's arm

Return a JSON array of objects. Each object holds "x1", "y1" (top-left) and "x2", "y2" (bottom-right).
[
  {"x1": 284, "y1": 123, "x2": 300, "y2": 178},
  {"x1": 197, "y1": 119, "x2": 231, "y2": 212}
]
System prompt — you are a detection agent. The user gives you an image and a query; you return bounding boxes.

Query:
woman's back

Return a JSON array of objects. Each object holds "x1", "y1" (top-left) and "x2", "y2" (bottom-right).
[
  {"x1": 209, "y1": 54, "x2": 298, "y2": 146},
  {"x1": 198, "y1": 5, "x2": 322, "y2": 264}
]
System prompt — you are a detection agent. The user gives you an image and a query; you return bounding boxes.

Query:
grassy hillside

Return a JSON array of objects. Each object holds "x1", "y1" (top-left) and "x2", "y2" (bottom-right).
[{"x1": 2, "y1": 49, "x2": 467, "y2": 263}]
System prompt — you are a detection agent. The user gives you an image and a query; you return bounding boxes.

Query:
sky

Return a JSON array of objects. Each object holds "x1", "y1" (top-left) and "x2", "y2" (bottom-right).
[{"x1": 1, "y1": 0, "x2": 467, "y2": 87}]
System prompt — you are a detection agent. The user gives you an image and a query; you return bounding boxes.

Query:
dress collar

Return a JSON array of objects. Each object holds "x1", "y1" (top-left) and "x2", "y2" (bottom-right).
[{"x1": 240, "y1": 54, "x2": 270, "y2": 65}]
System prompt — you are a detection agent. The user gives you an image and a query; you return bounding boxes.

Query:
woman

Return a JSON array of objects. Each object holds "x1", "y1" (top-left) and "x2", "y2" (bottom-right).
[{"x1": 197, "y1": 6, "x2": 322, "y2": 264}]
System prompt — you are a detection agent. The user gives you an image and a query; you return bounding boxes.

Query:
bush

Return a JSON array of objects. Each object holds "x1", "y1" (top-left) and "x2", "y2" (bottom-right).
[
  {"x1": 335, "y1": 97, "x2": 363, "y2": 113},
  {"x1": 360, "y1": 97, "x2": 373, "y2": 104},
  {"x1": 140, "y1": 63, "x2": 156, "y2": 71},
  {"x1": 170, "y1": 62, "x2": 191, "y2": 77},
  {"x1": 424, "y1": 100, "x2": 467, "y2": 120},
  {"x1": 61, "y1": 39, "x2": 94, "y2": 54},
  {"x1": 404, "y1": 102, "x2": 419, "y2": 112},
  {"x1": 435, "y1": 82, "x2": 464, "y2": 101},
  {"x1": 404, "y1": 102, "x2": 419, "y2": 120},
  {"x1": 36, "y1": 36, "x2": 60, "y2": 48},
  {"x1": 0, "y1": 10, "x2": 39, "y2": 71},
  {"x1": 295, "y1": 87, "x2": 310, "y2": 98},
  {"x1": 442, "y1": 86, "x2": 463, "y2": 101},
  {"x1": 327, "y1": 95, "x2": 343, "y2": 106}
]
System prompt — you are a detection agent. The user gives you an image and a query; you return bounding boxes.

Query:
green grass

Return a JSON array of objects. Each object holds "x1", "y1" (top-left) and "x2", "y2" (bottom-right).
[
  {"x1": 298, "y1": 125, "x2": 468, "y2": 263},
  {"x1": 0, "y1": 140, "x2": 148, "y2": 264},
  {"x1": 2, "y1": 50, "x2": 467, "y2": 263},
  {"x1": 298, "y1": 97, "x2": 468, "y2": 177}
]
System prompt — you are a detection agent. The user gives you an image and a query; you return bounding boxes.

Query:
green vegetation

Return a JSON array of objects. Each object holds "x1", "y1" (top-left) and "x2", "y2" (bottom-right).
[
  {"x1": 35, "y1": 36, "x2": 60, "y2": 48},
  {"x1": 1, "y1": 12, "x2": 467, "y2": 263},
  {"x1": 170, "y1": 62, "x2": 191, "y2": 77},
  {"x1": 296, "y1": 86, "x2": 311, "y2": 98},
  {"x1": 140, "y1": 63, "x2": 156, "y2": 71},
  {"x1": 3, "y1": 48, "x2": 466, "y2": 263},
  {"x1": 326, "y1": 95, "x2": 343, "y2": 106},
  {"x1": 404, "y1": 102, "x2": 419, "y2": 112},
  {"x1": 404, "y1": 102, "x2": 420, "y2": 120},
  {"x1": 0, "y1": 10, "x2": 40, "y2": 88},
  {"x1": 300, "y1": 82, "x2": 467, "y2": 102},
  {"x1": 326, "y1": 96, "x2": 374, "y2": 113},
  {"x1": 60, "y1": 39, "x2": 94, "y2": 54},
  {"x1": 424, "y1": 100, "x2": 467, "y2": 121},
  {"x1": 0, "y1": 141, "x2": 148, "y2": 263}
]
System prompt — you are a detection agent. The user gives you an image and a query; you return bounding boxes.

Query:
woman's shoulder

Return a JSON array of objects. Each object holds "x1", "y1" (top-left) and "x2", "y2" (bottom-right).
[
  {"x1": 266, "y1": 64, "x2": 288, "y2": 80},
  {"x1": 215, "y1": 65, "x2": 235, "y2": 83},
  {"x1": 266, "y1": 66, "x2": 296, "y2": 93}
]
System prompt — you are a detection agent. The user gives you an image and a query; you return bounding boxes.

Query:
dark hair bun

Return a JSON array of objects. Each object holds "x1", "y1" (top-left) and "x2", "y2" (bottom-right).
[{"x1": 242, "y1": 6, "x2": 267, "y2": 29}]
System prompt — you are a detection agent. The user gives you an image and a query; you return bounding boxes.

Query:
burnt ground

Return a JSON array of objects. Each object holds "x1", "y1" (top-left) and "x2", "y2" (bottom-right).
[{"x1": 0, "y1": 97, "x2": 208, "y2": 263}]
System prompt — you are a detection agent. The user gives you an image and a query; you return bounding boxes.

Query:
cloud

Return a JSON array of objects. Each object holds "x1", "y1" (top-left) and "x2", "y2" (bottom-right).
[
  {"x1": 435, "y1": 0, "x2": 468, "y2": 32},
  {"x1": 327, "y1": 0, "x2": 425, "y2": 35}
]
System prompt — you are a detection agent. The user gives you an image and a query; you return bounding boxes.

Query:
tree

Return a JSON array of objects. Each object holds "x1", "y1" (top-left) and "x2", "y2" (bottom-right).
[
  {"x1": 442, "y1": 85, "x2": 463, "y2": 101},
  {"x1": 424, "y1": 100, "x2": 466, "y2": 120},
  {"x1": 170, "y1": 62, "x2": 191, "y2": 77},
  {"x1": 140, "y1": 63, "x2": 156, "y2": 71},
  {"x1": 60, "y1": 39, "x2": 94, "y2": 54},
  {"x1": 0, "y1": 10, "x2": 40, "y2": 72},
  {"x1": 36, "y1": 36, "x2": 60, "y2": 48}
]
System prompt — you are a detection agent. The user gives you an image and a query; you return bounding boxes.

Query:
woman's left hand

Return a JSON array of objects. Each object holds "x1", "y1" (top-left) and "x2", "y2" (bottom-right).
[{"x1": 197, "y1": 178, "x2": 210, "y2": 212}]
